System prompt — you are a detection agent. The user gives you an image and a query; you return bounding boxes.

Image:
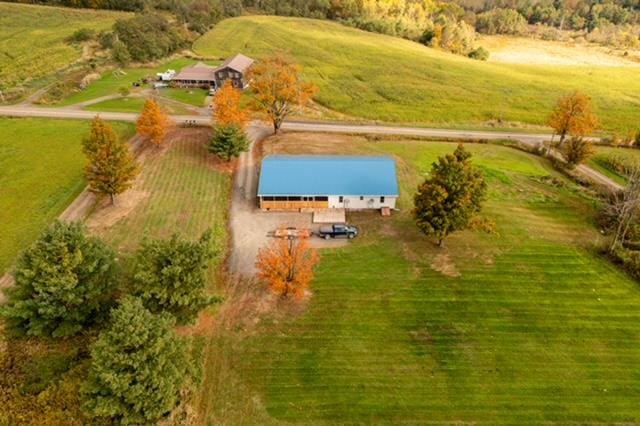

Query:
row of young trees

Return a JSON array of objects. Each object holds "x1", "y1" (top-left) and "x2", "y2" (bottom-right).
[
  {"x1": 80, "y1": 96, "x2": 171, "y2": 206},
  {"x1": 1, "y1": 221, "x2": 215, "y2": 423}
]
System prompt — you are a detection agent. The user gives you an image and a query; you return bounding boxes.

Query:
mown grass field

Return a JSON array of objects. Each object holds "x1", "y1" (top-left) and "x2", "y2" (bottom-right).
[
  {"x1": 0, "y1": 3, "x2": 128, "y2": 90},
  {"x1": 0, "y1": 117, "x2": 134, "y2": 274},
  {"x1": 194, "y1": 16, "x2": 640, "y2": 132},
  {"x1": 200, "y1": 134, "x2": 640, "y2": 423},
  {"x1": 86, "y1": 128, "x2": 230, "y2": 263}
]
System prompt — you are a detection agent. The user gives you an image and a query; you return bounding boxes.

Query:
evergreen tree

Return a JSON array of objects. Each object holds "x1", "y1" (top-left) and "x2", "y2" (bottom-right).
[
  {"x1": 207, "y1": 125, "x2": 249, "y2": 162},
  {"x1": 1, "y1": 221, "x2": 117, "y2": 337},
  {"x1": 83, "y1": 116, "x2": 139, "y2": 205},
  {"x1": 82, "y1": 296, "x2": 189, "y2": 424},
  {"x1": 131, "y1": 231, "x2": 216, "y2": 324},
  {"x1": 413, "y1": 144, "x2": 487, "y2": 246}
]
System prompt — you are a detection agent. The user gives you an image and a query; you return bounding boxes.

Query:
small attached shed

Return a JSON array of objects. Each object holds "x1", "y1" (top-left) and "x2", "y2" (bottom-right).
[{"x1": 257, "y1": 155, "x2": 399, "y2": 211}]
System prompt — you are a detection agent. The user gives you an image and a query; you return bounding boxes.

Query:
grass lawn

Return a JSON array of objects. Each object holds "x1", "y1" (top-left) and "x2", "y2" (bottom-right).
[
  {"x1": 194, "y1": 16, "x2": 640, "y2": 132},
  {"x1": 160, "y1": 87, "x2": 209, "y2": 107},
  {"x1": 199, "y1": 134, "x2": 640, "y2": 423},
  {"x1": 0, "y1": 3, "x2": 128, "y2": 90},
  {"x1": 84, "y1": 96, "x2": 194, "y2": 115},
  {"x1": 588, "y1": 146, "x2": 640, "y2": 186},
  {"x1": 58, "y1": 58, "x2": 218, "y2": 106},
  {"x1": 0, "y1": 117, "x2": 134, "y2": 274}
]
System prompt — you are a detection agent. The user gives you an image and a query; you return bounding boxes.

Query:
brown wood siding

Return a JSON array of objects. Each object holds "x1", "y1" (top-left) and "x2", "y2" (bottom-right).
[{"x1": 260, "y1": 200, "x2": 329, "y2": 210}]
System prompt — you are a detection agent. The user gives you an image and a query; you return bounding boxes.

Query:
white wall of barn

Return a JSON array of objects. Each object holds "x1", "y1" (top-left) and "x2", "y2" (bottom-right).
[{"x1": 328, "y1": 195, "x2": 397, "y2": 209}]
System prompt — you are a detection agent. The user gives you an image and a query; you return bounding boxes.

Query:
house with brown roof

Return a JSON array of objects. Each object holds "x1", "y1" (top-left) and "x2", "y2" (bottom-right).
[{"x1": 171, "y1": 53, "x2": 254, "y2": 91}]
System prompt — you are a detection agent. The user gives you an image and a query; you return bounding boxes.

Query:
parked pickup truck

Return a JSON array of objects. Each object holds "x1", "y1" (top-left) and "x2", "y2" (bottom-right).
[{"x1": 318, "y1": 223, "x2": 358, "y2": 240}]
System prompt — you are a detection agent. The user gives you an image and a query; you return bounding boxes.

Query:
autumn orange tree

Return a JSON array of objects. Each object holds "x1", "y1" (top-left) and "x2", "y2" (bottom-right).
[
  {"x1": 255, "y1": 237, "x2": 319, "y2": 299},
  {"x1": 137, "y1": 98, "x2": 171, "y2": 146},
  {"x1": 247, "y1": 54, "x2": 317, "y2": 134},
  {"x1": 548, "y1": 91, "x2": 598, "y2": 144},
  {"x1": 212, "y1": 80, "x2": 247, "y2": 128},
  {"x1": 83, "y1": 116, "x2": 139, "y2": 205}
]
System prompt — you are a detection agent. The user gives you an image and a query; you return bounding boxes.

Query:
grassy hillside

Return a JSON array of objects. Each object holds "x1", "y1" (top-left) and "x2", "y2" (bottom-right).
[
  {"x1": 200, "y1": 134, "x2": 640, "y2": 423},
  {"x1": 194, "y1": 16, "x2": 640, "y2": 132},
  {"x1": 0, "y1": 118, "x2": 134, "y2": 273},
  {"x1": 0, "y1": 3, "x2": 129, "y2": 90}
]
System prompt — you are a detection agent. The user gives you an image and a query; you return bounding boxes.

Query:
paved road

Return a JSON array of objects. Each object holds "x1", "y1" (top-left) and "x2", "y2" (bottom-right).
[
  {"x1": 0, "y1": 105, "x2": 621, "y2": 189},
  {"x1": 0, "y1": 105, "x2": 552, "y2": 142}
]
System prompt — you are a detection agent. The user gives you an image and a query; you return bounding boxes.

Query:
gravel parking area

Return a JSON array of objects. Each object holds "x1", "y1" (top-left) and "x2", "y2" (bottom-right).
[{"x1": 229, "y1": 127, "x2": 347, "y2": 277}]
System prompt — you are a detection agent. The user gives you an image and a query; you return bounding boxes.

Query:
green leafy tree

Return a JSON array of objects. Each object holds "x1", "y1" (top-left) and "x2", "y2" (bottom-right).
[
  {"x1": 413, "y1": 144, "x2": 487, "y2": 246},
  {"x1": 131, "y1": 231, "x2": 216, "y2": 324},
  {"x1": 82, "y1": 296, "x2": 189, "y2": 424},
  {"x1": 1, "y1": 221, "x2": 117, "y2": 337},
  {"x1": 207, "y1": 125, "x2": 249, "y2": 162},
  {"x1": 111, "y1": 40, "x2": 131, "y2": 66},
  {"x1": 83, "y1": 116, "x2": 139, "y2": 205}
]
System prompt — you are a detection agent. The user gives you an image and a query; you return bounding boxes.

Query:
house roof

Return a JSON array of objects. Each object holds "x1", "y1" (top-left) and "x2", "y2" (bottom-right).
[
  {"x1": 172, "y1": 62, "x2": 216, "y2": 81},
  {"x1": 172, "y1": 54, "x2": 254, "y2": 81},
  {"x1": 257, "y1": 155, "x2": 399, "y2": 196},
  {"x1": 218, "y1": 53, "x2": 254, "y2": 73}
]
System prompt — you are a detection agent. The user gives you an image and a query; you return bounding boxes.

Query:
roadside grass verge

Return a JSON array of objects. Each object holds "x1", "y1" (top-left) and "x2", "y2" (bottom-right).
[
  {"x1": 199, "y1": 133, "x2": 640, "y2": 423},
  {"x1": 588, "y1": 146, "x2": 640, "y2": 186},
  {"x1": 0, "y1": 117, "x2": 134, "y2": 274},
  {"x1": 194, "y1": 16, "x2": 640, "y2": 132},
  {"x1": 84, "y1": 96, "x2": 194, "y2": 115},
  {"x1": 0, "y1": 3, "x2": 129, "y2": 92}
]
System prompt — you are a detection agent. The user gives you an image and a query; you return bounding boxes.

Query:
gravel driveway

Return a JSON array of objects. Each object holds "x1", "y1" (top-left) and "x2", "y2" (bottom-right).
[{"x1": 228, "y1": 126, "x2": 347, "y2": 276}]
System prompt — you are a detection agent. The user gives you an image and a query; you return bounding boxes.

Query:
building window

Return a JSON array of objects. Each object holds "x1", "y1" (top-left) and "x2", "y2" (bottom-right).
[
  {"x1": 288, "y1": 196, "x2": 301, "y2": 201},
  {"x1": 263, "y1": 196, "x2": 274, "y2": 201},
  {"x1": 360, "y1": 196, "x2": 364, "y2": 200},
  {"x1": 380, "y1": 196, "x2": 385, "y2": 203},
  {"x1": 339, "y1": 196, "x2": 344, "y2": 203},
  {"x1": 315, "y1": 196, "x2": 328, "y2": 202},
  {"x1": 274, "y1": 196, "x2": 287, "y2": 201}
]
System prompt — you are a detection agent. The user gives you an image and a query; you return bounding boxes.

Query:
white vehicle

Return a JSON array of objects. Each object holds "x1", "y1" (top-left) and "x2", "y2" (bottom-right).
[{"x1": 156, "y1": 69, "x2": 176, "y2": 81}]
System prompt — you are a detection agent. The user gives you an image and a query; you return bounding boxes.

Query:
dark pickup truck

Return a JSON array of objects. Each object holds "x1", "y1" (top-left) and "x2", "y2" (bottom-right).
[{"x1": 318, "y1": 223, "x2": 358, "y2": 240}]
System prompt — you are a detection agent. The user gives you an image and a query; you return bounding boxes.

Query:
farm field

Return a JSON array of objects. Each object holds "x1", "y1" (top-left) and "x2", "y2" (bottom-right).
[
  {"x1": 478, "y1": 34, "x2": 640, "y2": 66},
  {"x1": 194, "y1": 16, "x2": 640, "y2": 132},
  {"x1": 58, "y1": 58, "x2": 217, "y2": 107},
  {"x1": 0, "y1": 3, "x2": 129, "y2": 91},
  {"x1": 0, "y1": 117, "x2": 134, "y2": 274},
  {"x1": 199, "y1": 134, "x2": 640, "y2": 423}
]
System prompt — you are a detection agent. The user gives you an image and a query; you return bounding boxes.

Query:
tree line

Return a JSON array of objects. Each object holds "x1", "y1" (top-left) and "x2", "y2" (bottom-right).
[
  {"x1": 13, "y1": 0, "x2": 640, "y2": 60},
  {"x1": 1, "y1": 220, "x2": 217, "y2": 423}
]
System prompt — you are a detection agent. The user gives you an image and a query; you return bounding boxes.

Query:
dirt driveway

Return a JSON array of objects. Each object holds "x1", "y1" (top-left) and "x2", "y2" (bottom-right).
[{"x1": 228, "y1": 126, "x2": 347, "y2": 276}]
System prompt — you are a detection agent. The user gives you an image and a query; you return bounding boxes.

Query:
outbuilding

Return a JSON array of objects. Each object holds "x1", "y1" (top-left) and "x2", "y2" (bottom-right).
[{"x1": 257, "y1": 155, "x2": 399, "y2": 211}]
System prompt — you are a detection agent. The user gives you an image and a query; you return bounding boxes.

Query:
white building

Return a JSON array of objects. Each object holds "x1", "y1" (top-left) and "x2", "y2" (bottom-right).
[{"x1": 257, "y1": 155, "x2": 399, "y2": 211}]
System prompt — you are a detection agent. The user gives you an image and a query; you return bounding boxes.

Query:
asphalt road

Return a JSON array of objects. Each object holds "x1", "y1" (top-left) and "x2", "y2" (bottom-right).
[{"x1": 0, "y1": 105, "x2": 621, "y2": 189}]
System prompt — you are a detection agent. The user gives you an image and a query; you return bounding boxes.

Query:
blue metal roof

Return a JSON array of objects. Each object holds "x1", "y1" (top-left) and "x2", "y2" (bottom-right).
[{"x1": 257, "y1": 155, "x2": 399, "y2": 196}]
